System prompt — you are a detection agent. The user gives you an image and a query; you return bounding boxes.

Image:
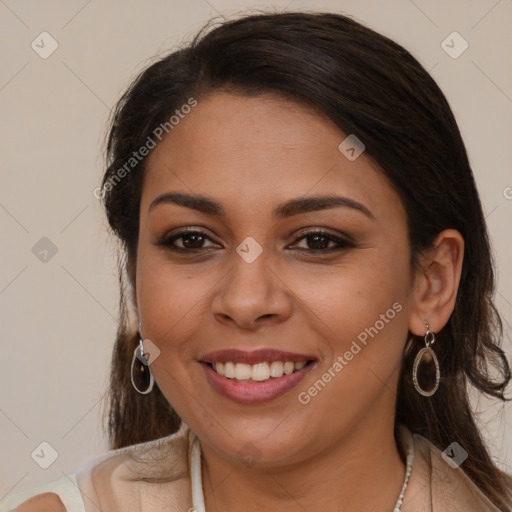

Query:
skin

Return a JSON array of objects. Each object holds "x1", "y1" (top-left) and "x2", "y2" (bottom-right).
[{"x1": 133, "y1": 92, "x2": 464, "y2": 512}]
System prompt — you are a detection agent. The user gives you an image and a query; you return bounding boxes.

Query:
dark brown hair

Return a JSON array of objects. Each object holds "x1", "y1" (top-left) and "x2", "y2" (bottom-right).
[{"x1": 101, "y1": 12, "x2": 512, "y2": 509}]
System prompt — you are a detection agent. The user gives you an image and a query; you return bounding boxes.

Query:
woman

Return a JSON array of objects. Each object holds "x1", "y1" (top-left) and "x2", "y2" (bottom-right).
[{"x1": 2, "y1": 11, "x2": 511, "y2": 512}]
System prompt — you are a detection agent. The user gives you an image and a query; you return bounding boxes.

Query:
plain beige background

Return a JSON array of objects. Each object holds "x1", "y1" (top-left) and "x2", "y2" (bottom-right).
[{"x1": 1, "y1": 0, "x2": 511, "y2": 498}]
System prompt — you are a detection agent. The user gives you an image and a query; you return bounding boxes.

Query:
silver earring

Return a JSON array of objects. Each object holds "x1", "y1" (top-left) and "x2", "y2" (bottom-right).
[
  {"x1": 412, "y1": 323, "x2": 440, "y2": 397},
  {"x1": 130, "y1": 339, "x2": 155, "y2": 395}
]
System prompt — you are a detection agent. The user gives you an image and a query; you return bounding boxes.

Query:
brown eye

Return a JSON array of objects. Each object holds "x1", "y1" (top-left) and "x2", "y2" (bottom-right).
[
  {"x1": 305, "y1": 234, "x2": 332, "y2": 250},
  {"x1": 291, "y1": 230, "x2": 355, "y2": 254},
  {"x1": 155, "y1": 229, "x2": 219, "y2": 252},
  {"x1": 180, "y1": 233, "x2": 206, "y2": 249}
]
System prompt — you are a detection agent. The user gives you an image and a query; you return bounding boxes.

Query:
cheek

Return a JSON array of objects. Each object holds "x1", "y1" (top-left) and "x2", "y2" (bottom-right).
[
  {"x1": 290, "y1": 248, "x2": 412, "y2": 400},
  {"x1": 293, "y1": 250, "x2": 410, "y2": 342},
  {"x1": 136, "y1": 253, "x2": 211, "y2": 346},
  {"x1": 135, "y1": 255, "x2": 215, "y2": 416},
  {"x1": 289, "y1": 271, "x2": 409, "y2": 442}
]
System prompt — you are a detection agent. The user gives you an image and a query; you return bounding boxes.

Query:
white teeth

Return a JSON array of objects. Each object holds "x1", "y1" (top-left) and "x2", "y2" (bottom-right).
[
  {"x1": 234, "y1": 363, "x2": 252, "y2": 380},
  {"x1": 224, "y1": 362, "x2": 236, "y2": 379},
  {"x1": 270, "y1": 361, "x2": 284, "y2": 378},
  {"x1": 211, "y1": 361, "x2": 309, "y2": 381},
  {"x1": 251, "y1": 362, "x2": 271, "y2": 381},
  {"x1": 283, "y1": 362, "x2": 294, "y2": 375}
]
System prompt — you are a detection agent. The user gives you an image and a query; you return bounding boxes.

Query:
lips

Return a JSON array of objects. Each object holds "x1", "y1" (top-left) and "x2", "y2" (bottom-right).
[{"x1": 199, "y1": 348, "x2": 317, "y2": 404}]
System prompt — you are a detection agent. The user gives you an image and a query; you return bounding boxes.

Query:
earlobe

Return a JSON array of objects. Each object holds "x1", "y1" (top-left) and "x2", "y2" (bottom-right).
[{"x1": 409, "y1": 229, "x2": 464, "y2": 336}]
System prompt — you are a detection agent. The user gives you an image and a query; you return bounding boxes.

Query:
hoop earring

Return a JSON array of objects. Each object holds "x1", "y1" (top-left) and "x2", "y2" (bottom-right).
[
  {"x1": 412, "y1": 323, "x2": 440, "y2": 397},
  {"x1": 130, "y1": 339, "x2": 155, "y2": 395}
]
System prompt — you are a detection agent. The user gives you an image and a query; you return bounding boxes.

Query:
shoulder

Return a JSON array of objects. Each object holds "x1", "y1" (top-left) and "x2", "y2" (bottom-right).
[
  {"x1": 13, "y1": 492, "x2": 67, "y2": 512},
  {"x1": 0, "y1": 422, "x2": 194, "y2": 512},
  {"x1": 400, "y1": 426, "x2": 506, "y2": 512},
  {"x1": 78, "y1": 421, "x2": 193, "y2": 511}
]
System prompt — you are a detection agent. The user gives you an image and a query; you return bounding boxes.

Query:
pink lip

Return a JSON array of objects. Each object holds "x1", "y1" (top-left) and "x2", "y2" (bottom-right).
[
  {"x1": 200, "y1": 348, "x2": 315, "y2": 365},
  {"x1": 200, "y1": 360, "x2": 316, "y2": 404}
]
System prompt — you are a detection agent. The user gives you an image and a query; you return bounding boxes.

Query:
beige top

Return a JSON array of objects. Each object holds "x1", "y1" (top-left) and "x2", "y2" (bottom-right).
[{"x1": 0, "y1": 422, "x2": 506, "y2": 511}]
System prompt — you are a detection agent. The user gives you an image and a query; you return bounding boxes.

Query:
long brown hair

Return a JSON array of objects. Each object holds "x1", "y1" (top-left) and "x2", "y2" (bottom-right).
[{"x1": 100, "y1": 12, "x2": 512, "y2": 509}]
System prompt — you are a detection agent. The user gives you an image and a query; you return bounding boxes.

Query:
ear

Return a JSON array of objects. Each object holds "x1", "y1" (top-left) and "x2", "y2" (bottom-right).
[{"x1": 409, "y1": 229, "x2": 464, "y2": 336}]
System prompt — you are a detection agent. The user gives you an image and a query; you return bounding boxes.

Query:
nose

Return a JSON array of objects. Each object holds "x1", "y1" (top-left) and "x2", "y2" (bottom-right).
[{"x1": 211, "y1": 249, "x2": 293, "y2": 330}]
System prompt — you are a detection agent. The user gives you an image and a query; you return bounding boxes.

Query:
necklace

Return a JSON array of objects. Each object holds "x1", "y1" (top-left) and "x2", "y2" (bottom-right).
[{"x1": 190, "y1": 431, "x2": 415, "y2": 512}]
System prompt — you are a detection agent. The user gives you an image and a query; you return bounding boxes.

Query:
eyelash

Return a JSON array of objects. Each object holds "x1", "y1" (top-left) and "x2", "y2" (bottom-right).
[{"x1": 155, "y1": 228, "x2": 355, "y2": 255}]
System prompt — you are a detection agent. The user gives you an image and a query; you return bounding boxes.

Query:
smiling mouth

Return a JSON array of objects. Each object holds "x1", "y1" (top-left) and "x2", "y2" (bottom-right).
[
  {"x1": 207, "y1": 360, "x2": 316, "y2": 382},
  {"x1": 198, "y1": 348, "x2": 317, "y2": 403}
]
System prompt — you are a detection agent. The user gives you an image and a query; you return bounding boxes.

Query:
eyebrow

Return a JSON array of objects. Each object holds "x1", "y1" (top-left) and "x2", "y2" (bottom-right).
[{"x1": 148, "y1": 192, "x2": 375, "y2": 220}]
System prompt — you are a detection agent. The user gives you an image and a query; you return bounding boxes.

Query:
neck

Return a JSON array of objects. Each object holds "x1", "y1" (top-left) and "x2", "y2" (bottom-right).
[{"x1": 200, "y1": 417, "x2": 406, "y2": 512}]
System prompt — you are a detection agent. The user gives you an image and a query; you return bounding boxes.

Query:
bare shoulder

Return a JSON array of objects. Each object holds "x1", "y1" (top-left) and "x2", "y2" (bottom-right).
[{"x1": 15, "y1": 492, "x2": 67, "y2": 512}]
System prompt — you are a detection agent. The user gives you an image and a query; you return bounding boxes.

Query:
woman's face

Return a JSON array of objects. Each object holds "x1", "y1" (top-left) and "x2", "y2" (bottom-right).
[{"x1": 135, "y1": 92, "x2": 415, "y2": 467}]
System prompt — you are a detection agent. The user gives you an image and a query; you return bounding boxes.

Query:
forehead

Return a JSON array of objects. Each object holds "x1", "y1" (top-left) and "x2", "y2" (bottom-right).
[{"x1": 142, "y1": 92, "x2": 401, "y2": 221}]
